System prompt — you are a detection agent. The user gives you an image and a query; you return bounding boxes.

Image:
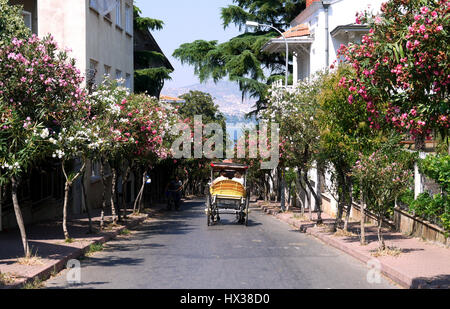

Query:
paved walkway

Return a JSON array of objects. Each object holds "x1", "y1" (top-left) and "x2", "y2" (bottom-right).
[
  {"x1": 0, "y1": 208, "x2": 149, "y2": 288},
  {"x1": 258, "y1": 201, "x2": 450, "y2": 289}
]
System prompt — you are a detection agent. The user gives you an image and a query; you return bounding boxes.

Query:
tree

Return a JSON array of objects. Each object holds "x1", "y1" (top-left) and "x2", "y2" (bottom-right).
[
  {"x1": 50, "y1": 112, "x2": 93, "y2": 241},
  {"x1": 175, "y1": 91, "x2": 227, "y2": 195},
  {"x1": 87, "y1": 79, "x2": 134, "y2": 228},
  {"x1": 0, "y1": 0, "x2": 30, "y2": 239},
  {"x1": 0, "y1": 0, "x2": 30, "y2": 46},
  {"x1": 173, "y1": 0, "x2": 306, "y2": 113},
  {"x1": 352, "y1": 142, "x2": 413, "y2": 249},
  {"x1": 0, "y1": 35, "x2": 85, "y2": 256},
  {"x1": 134, "y1": 6, "x2": 173, "y2": 97},
  {"x1": 317, "y1": 65, "x2": 381, "y2": 232},
  {"x1": 339, "y1": 0, "x2": 449, "y2": 150},
  {"x1": 125, "y1": 93, "x2": 179, "y2": 213},
  {"x1": 179, "y1": 91, "x2": 226, "y2": 125},
  {"x1": 262, "y1": 72, "x2": 325, "y2": 222}
]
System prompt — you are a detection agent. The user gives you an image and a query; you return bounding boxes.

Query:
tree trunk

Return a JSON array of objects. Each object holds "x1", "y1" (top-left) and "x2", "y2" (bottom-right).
[
  {"x1": 305, "y1": 173, "x2": 312, "y2": 220},
  {"x1": 304, "y1": 172, "x2": 321, "y2": 222},
  {"x1": 316, "y1": 168, "x2": 323, "y2": 224},
  {"x1": 343, "y1": 182, "x2": 353, "y2": 232},
  {"x1": 280, "y1": 170, "x2": 286, "y2": 212},
  {"x1": 334, "y1": 198, "x2": 345, "y2": 232},
  {"x1": 61, "y1": 161, "x2": 86, "y2": 240},
  {"x1": 110, "y1": 167, "x2": 117, "y2": 223},
  {"x1": 286, "y1": 184, "x2": 291, "y2": 212},
  {"x1": 11, "y1": 176, "x2": 30, "y2": 257},
  {"x1": 99, "y1": 159, "x2": 107, "y2": 230},
  {"x1": 296, "y1": 169, "x2": 307, "y2": 217},
  {"x1": 264, "y1": 176, "x2": 268, "y2": 202},
  {"x1": 377, "y1": 217, "x2": 385, "y2": 250},
  {"x1": 139, "y1": 171, "x2": 147, "y2": 213},
  {"x1": 122, "y1": 165, "x2": 131, "y2": 220},
  {"x1": 415, "y1": 134, "x2": 426, "y2": 151},
  {"x1": 80, "y1": 170, "x2": 93, "y2": 233},
  {"x1": 360, "y1": 196, "x2": 366, "y2": 245},
  {"x1": 133, "y1": 171, "x2": 146, "y2": 214},
  {"x1": 62, "y1": 182, "x2": 71, "y2": 240}
]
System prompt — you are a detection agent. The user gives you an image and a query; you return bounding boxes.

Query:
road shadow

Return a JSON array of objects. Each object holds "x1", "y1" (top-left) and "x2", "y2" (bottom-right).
[
  {"x1": 80, "y1": 255, "x2": 145, "y2": 268},
  {"x1": 47, "y1": 281, "x2": 109, "y2": 289},
  {"x1": 411, "y1": 274, "x2": 450, "y2": 289}
]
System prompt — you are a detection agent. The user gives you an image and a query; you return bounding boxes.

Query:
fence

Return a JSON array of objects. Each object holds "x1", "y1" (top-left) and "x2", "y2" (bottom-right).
[{"x1": 319, "y1": 152, "x2": 448, "y2": 246}]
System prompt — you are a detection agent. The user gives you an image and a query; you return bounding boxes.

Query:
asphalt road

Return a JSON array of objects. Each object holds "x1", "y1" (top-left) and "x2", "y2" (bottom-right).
[{"x1": 45, "y1": 199, "x2": 395, "y2": 289}]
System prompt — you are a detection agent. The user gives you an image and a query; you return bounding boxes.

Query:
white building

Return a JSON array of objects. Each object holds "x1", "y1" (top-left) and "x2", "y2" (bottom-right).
[
  {"x1": 262, "y1": 0, "x2": 384, "y2": 215},
  {"x1": 263, "y1": 0, "x2": 384, "y2": 84},
  {"x1": 10, "y1": 0, "x2": 134, "y2": 90}
]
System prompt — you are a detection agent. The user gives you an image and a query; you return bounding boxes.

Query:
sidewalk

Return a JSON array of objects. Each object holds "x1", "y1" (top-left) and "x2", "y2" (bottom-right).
[
  {"x1": 0, "y1": 207, "x2": 158, "y2": 289},
  {"x1": 255, "y1": 201, "x2": 450, "y2": 289}
]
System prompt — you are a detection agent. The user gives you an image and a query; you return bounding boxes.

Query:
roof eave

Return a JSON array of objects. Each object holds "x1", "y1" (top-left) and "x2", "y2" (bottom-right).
[
  {"x1": 262, "y1": 37, "x2": 314, "y2": 53},
  {"x1": 330, "y1": 25, "x2": 370, "y2": 37}
]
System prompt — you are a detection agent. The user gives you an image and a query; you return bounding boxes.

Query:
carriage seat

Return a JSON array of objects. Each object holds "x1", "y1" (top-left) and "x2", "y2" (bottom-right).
[{"x1": 210, "y1": 180, "x2": 246, "y2": 199}]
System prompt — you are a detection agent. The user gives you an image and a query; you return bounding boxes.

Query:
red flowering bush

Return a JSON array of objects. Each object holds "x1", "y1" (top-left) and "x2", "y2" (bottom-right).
[
  {"x1": 339, "y1": 0, "x2": 449, "y2": 148},
  {"x1": 0, "y1": 35, "x2": 86, "y2": 255}
]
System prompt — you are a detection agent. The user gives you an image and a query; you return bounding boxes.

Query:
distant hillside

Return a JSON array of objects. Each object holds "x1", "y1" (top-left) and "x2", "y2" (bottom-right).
[{"x1": 162, "y1": 80, "x2": 256, "y2": 118}]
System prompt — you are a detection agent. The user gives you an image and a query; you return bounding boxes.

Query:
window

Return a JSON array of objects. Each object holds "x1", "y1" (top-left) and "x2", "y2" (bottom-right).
[
  {"x1": 125, "y1": 4, "x2": 132, "y2": 33},
  {"x1": 104, "y1": 65, "x2": 111, "y2": 77},
  {"x1": 89, "y1": 59, "x2": 98, "y2": 78},
  {"x1": 89, "y1": 59, "x2": 98, "y2": 74},
  {"x1": 115, "y1": 0, "x2": 122, "y2": 27},
  {"x1": 125, "y1": 73, "x2": 132, "y2": 90},
  {"x1": 116, "y1": 69, "x2": 123, "y2": 84},
  {"x1": 22, "y1": 11, "x2": 32, "y2": 31}
]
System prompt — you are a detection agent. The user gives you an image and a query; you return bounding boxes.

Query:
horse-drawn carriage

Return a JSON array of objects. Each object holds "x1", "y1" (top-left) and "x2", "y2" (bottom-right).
[{"x1": 206, "y1": 162, "x2": 250, "y2": 226}]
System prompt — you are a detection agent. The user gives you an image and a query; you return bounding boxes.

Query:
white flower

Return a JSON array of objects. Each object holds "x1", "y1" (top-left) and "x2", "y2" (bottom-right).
[{"x1": 53, "y1": 150, "x2": 65, "y2": 159}]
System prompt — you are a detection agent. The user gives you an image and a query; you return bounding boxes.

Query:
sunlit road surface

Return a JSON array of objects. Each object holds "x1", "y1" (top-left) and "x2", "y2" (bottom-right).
[{"x1": 45, "y1": 199, "x2": 396, "y2": 289}]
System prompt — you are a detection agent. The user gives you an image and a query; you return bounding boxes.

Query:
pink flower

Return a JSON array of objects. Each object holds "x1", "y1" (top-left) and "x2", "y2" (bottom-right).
[
  {"x1": 418, "y1": 24, "x2": 426, "y2": 34},
  {"x1": 348, "y1": 94, "x2": 354, "y2": 104}
]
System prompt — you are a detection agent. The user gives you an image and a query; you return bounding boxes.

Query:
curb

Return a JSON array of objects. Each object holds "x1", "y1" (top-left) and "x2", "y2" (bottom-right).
[
  {"x1": 4, "y1": 215, "x2": 148, "y2": 289},
  {"x1": 258, "y1": 204, "x2": 412, "y2": 289}
]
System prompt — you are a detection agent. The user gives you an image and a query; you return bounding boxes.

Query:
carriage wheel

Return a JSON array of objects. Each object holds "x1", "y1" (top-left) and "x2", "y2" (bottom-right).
[
  {"x1": 245, "y1": 196, "x2": 250, "y2": 226},
  {"x1": 206, "y1": 195, "x2": 211, "y2": 226}
]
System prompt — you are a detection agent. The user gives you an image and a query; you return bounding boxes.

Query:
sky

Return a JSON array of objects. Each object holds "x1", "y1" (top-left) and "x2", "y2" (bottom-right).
[{"x1": 135, "y1": 0, "x2": 242, "y2": 89}]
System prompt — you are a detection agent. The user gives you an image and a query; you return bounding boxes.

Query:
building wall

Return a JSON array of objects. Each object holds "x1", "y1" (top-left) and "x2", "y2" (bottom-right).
[
  {"x1": 292, "y1": 0, "x2": 384, "y2": 83},
  {"x1": 86, "y1": 0, "x2": 134, "y2": 90},
  {"x1": 33, "y1": 0, "x2": 133, "y2": 90},
  {"x1": 36, "y1": 0, "x2": 87, "y2": 82}
]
